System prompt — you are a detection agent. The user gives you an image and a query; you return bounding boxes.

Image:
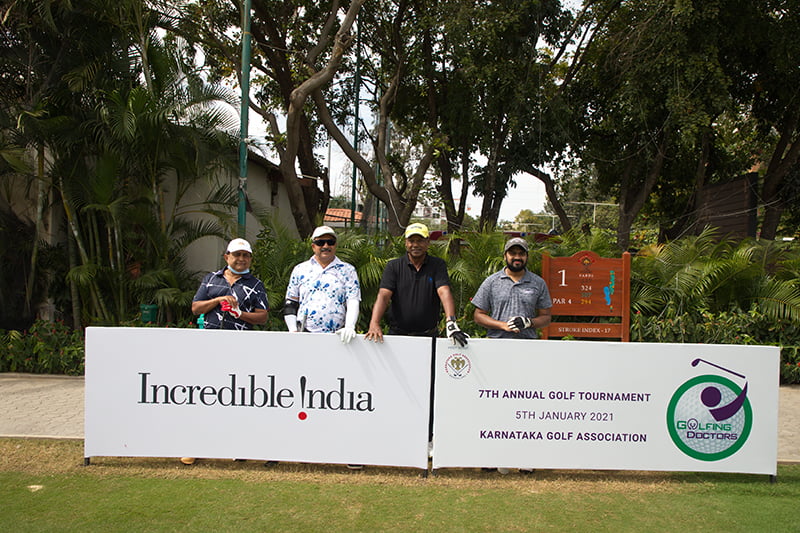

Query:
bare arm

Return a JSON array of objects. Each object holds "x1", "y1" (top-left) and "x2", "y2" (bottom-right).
[
  {"x1": 437, "y1": 285, "x2": 457, "y2": 320},
  {"x1": 191, "y1": 295, "x2": 237, "y2": 316},
  {"x1": 473, "y1": 307, "x2": 515, "y2": 332},
  {"x1": 365, "y1": 288, "x2": 393, "y2": 342},
  {"x1": 241, "y1": 308, "x2": 268, "y2": 326},
  {"x1": 531, "y1": 307, "x2": 552, "y2": 330},
  {"x1": 192, "y1": 295, "x2": 268, "y2": 326}
]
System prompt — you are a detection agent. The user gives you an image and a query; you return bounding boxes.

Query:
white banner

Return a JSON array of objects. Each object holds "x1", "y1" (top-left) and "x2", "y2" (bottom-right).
[
  {"x1": 85, "y1": 328, "x2": 432, "y2": 469},
  {"x1": 433, "y1": 339, "x2": 779, "y2": 475}
]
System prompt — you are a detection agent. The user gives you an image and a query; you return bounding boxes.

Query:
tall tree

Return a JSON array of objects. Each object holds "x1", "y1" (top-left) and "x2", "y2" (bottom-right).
[
  {"x1": 317, "y1": 0, "x2": 439, "y2": 235},
  {"x1": 179, "y1": 0, "x2": 365, "y2": 237},
  {"x1": 567, "y1": 0, "x2": 736, "y2": 250},
  {"x1": 718, "y1": 0, "x2": 800, "y2": 240},
  {"x1": 4, "y1": 0, "x2": 240, "y2": 326},
  {"x1": 425, "y1": 0, "x2": 574, "y2": 231}
]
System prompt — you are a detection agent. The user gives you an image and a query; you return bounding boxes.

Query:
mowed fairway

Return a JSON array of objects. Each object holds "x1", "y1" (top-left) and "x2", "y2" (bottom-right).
[{"x1": 2, "y1": 439, "x2": 799, "y2": 532}]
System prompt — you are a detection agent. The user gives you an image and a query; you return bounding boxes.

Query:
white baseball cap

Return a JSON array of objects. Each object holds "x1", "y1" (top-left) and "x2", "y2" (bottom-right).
[
  {"x1": 226, "y1": 238, "x2": 253, "y2": 254},
  {"x1": 311, "y1": 226, "x2": 337, "y2": 240}
]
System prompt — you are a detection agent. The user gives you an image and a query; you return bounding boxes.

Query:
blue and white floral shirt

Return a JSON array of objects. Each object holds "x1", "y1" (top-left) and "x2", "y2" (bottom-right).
[{"x1": 285, "y1": 256, "x2": 361, "y2": 333}]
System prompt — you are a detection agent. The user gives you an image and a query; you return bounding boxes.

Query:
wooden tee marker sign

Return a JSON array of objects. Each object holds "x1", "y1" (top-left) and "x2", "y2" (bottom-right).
[{"x1": 540, "y1": 250, "x2": 631, "y2": 341}]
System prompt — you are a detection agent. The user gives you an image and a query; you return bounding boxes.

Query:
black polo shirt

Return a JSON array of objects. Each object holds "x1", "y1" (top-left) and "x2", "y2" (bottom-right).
[{"x1": 380, "y1": 253, "x2": 451, "y2": 334}]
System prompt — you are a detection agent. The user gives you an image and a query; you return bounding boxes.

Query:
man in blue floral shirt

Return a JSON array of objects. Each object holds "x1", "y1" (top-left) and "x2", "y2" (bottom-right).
[{"x1": 283, "y1": 226, "x2": 361, "y2": 343}]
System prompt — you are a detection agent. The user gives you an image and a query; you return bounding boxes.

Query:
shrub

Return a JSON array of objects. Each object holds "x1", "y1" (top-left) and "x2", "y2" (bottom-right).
[
  {"x1": 0, "y1": 320, "x2": 85, "y2": 375},
  {"x1": 631, "y1": 309, "x2": 800, "y2": 384},
  {"x1": 3, "y1": 230, "x2": 799, "y2": 382},
  {"x1": 781, "y1": 346, "x2": 800, "y2": 384}
]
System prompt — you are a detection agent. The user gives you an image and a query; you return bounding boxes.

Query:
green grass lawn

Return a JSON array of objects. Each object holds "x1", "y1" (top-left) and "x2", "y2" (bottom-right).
[{"x1": 2, "y1": 439, "x2": 799, "y2": 532}]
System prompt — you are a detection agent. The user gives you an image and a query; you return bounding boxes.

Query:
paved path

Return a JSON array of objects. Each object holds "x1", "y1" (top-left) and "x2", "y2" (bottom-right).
[
  {"x1": 0, "y1": 374, "x2": 84, "y2": 439},
  {"x1": 0, "y1": 373, "x2": 798, "y2": 463}
]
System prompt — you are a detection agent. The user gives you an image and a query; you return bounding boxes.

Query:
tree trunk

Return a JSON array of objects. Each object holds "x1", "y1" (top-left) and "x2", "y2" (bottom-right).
[
  {"x1": 523, "y1": 165, "x2": 572, "y2": 234},
  {"x1": 759, "y1": 109, "x2": 800, "y2": 240},
  {"x1": 25, "y1": 144, "x2": 46, "y2": 317},
  {"x1": 616, "y1": 136, "x2": 667, "y2": 251}
]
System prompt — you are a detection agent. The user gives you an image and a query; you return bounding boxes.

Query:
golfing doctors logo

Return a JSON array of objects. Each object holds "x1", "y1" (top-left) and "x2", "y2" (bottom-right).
[{"x1": 667, "y1": 359, "x2": 752, "y2": 461}]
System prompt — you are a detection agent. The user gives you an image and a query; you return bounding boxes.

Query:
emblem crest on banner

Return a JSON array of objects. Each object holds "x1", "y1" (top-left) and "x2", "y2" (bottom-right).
[{"x1": 445, "y1": 353, "x2": 471, "y2": 379}]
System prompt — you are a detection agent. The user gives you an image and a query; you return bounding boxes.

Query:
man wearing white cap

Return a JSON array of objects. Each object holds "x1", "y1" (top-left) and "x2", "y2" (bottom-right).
[
  {"x1": 472, "y1": 237, "x2": 552, "y2": 339},
  {"x1": 191, "y1": 238, "x2": 269, "y2": 331},
  {"x1": 365, "y1": 222, "x2": 468, "y2": 347},
  {"x1": 283, "y1": 226, "x2": 361, "y2": 343},
  {"x1": 186, "y1": 238, "x2": 269, "y2": 464}
]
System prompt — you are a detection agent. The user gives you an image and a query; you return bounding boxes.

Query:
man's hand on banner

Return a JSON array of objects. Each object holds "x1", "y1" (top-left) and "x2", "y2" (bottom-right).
[{"x1": 446, "y1": 320, "x2": 469, "y2": 347}]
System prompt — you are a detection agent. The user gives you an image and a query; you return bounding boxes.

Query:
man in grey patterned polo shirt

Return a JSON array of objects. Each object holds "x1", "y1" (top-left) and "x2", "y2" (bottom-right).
[{"x1": 471, "y1": 237, "x2": 552, "y2": 339}]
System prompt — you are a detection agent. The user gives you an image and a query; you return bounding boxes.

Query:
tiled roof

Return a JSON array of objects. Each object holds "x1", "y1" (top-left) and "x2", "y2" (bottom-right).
[{"x1": 324, "y1": 208, "x2": 365, "y2": 223}]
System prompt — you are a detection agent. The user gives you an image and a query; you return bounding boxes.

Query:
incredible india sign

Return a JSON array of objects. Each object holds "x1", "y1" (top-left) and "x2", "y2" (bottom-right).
[
  {"x1": 433, "y1": 339, "x2": 778, "y2": 475},
  {"x1": 84, "y1": 328, "x2": 432, "y2": 469}
]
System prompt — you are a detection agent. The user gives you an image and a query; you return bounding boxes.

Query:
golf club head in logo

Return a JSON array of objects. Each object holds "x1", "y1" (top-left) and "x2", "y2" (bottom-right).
[
  {"x1": 667, "y1": 359, "x2": 752, "y2": 461},
  {"x1": 445, "y1": 353, "x2": 471, "y2": 379}
]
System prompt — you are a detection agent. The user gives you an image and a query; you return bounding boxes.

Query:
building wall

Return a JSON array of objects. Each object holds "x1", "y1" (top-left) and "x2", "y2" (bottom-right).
[{"x1": 182, "y1": 159, "x2": 300, "y2": 276}]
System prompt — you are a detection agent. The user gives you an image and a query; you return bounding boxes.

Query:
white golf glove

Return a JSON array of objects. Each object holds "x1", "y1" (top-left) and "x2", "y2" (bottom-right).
[
  {"x1": 446, "y1": 319, "x2": 469, "y2": 347},
  {"x1": 336, "y1": 297, "x2": 360, "y2": 344},
  {"x1": 507, "y1": 316, "x2": 533, "y2": 332},
  {"x1": 338, "y1": 327, "x2": 357, "y2": 344}
]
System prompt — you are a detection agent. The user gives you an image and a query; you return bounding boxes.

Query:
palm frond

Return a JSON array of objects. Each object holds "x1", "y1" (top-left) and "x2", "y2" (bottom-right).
[{"x1": 746, "y1": 278, "x2": 800, "y2": 323}]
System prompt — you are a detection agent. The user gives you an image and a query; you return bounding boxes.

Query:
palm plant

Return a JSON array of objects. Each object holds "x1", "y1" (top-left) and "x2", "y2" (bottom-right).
[
  {"x1": 443, "y1": 231, "x2": 506, "y2": 325},
  {"x1": 250, "y1": 219, "x2": 313, "y2": 330},
  {"x1": 336, "y1": 231, "x2": 406, "y2": 332},
  {"x1": 631, "y1": 227, "x2": 800, "y2": 323},
  {"x1": 539, "y1": 226, "x2": 622, "y2": 259},
  {"x1": 4, "y1": 0, "x2": 242, "y2": 326}
]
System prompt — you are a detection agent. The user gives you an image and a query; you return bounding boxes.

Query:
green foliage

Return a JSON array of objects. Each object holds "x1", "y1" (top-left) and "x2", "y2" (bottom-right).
[
  {"x1": 628, "y1": 230, "x2": 800, "y2": 383},
  {"x1": 249, "y1": 221, "x2": 311, "y2": 331},
  {"x1": 631, "y1": 310, "x2": 800, "y2": 385},
  {"x1": 539, "y1": 226, "x2": 621, "y2": 258},
  {"x1": 444, "y1": 232, "x2": 507, "y2": 336},
  {"x1": 781, "y1": 346, "x2": 800, "y2": 385},
  {"x1": 3, "y1": 0, "x2": 239, "y2": 328},
  {"x1": 5, "y1": 230, "x2": 800, "y2": 382},
  {"x1": 0, "y1": 320, "x2": 84, "y2": 375},
  {"x1": 631, "y1": 229, "x2": 800, "y2": 322}
]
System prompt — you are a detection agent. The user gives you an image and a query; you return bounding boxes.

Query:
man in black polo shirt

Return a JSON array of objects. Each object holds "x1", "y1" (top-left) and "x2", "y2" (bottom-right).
[{"x1": 365, "y1": 223, "x2": 468, "y2": 346}]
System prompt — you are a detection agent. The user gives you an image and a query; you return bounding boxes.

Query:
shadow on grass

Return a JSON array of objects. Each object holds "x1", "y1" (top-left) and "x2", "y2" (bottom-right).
[{"x1": 3, "y1": 438, "x2": 798, "y2": 492}]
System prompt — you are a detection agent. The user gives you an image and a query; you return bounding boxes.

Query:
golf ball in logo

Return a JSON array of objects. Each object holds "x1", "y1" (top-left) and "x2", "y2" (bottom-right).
[{"x1": 667, "y1": 375, "x2": 752, "y2": 461}]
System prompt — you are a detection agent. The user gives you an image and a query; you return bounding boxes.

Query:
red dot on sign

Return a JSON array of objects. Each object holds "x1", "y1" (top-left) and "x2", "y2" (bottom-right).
[{"x1": 298, "y1": 412, "x2": 307, "y2": 420}]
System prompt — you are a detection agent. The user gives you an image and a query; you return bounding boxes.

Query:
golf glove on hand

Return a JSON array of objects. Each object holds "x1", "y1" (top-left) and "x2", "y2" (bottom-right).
[
  {"x1": 446, "y1": 319, "x2": 469, "y2": 347},
  {"x1": 337, "y1": 327, "x2": 357, "y2": 344},
  {"x1": 220, "y1": 300, "x2": 242, "y2": 319},
  {"x1": 336, "y1": 298, "x2": 360, "y2": 344},
  {"x1": 507, "y1": 316, "x2": 533, "y2": 332}
]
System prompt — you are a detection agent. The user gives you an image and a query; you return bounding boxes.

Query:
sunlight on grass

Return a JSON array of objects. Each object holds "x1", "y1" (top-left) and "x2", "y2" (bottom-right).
[{"x1": 2, "y1": 439, "x2": 799, "y2": 532}]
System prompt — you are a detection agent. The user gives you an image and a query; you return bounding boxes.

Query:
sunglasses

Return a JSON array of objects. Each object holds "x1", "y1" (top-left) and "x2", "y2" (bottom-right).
[{"x1": 313, "y1": 238, "x2": 337, "y2": 247}]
